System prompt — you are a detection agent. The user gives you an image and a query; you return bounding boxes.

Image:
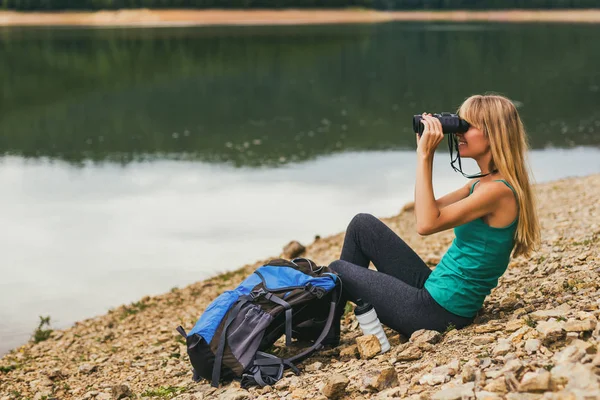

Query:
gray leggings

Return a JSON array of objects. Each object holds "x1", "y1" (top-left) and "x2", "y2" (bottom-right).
[{"x1": 328, "y1": 213, "x2": 475, "y2": 338}]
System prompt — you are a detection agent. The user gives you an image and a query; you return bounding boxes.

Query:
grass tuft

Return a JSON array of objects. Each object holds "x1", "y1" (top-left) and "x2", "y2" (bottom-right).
[
  {"x1": 141, "y1": 386, "x2": 186, "y2": 398},
  {"x1": 33, "y1": 315, "x2": 53, "y2": 343}
]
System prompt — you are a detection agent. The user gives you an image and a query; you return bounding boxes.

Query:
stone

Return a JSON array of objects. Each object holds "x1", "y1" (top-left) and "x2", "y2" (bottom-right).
[
  {"x1": 396, "y1": 346, "x2": 423, "y2": 361},
  {"x1": 552, "y1": 345, "x2": 586, "y2": 364},
  {"x1": 518, "y1": 370, "x2": 551, "y2": 392},
  {"x1": 483, "y1": 376, "x2": 508, "y2": 393},
  {"x1": 500, "y1": 359, "x2": 524, "y2": 375},
  {"x1": 505, "y1": 319, "x2": 524, "y2": 332},
  {"x1": 419, "y1": 372, "x2": 450, "y2": 386},
  {"x1": 524, "y1": 339, "x2": 541, "y2": 353},
  {"x1": 356, "y1": 334, "x2": 381, "y2": 359},
  {"x1": 475, "y1": 391, "x2": 504, "y2": 399},
  {"x1": 499, "y1": 295, "x2": 520, "y2": 311},
  {"x1": 475, "y1": 322, "x2": 504, "y2": 333},
  {"x1": 473, "y1": 335, "x2": 496, "y2": 345},
  {"x1": 362, "y1": 367, "x2": 399, "y2": 392},
  {"x1": 339, "y1": 344, "x2": 359, "y2": 360},
  {"x1": 492, "y1": 339, "x2": 513, "y2": 356},
  {"x1": 528, "y1": 303, "x2": 571, "y2": 321},
  {"x1": 431, "y1": 382, "x2": 475, "y2": 400},
  {"x1": 78, "y1": 363, "x2": 98, "y2": 374},
  {"x1": 305, "y1": 361, "x2": 323, "y2": 372},
  {"x1": 96, "y1": 393, "x2": 112, "y2": 400},
  {"x1": 322, "y1": 374, "x2": 349, "y2": 399},
  {"x1": 290, "y1": 389, "x2": 309, "y2": 399},
  {"x1": 112, "y1": 383, "x2": 132, "y2": 399},
  {"x1": 535, "y1": 320, "x2": 565, "y2": 344},
  {"x1": 461, "y1": 365, "x2": 476, "y2": 382},
  {"x1": 410, "y1": 329, "x2": 442, "y2": 345},
  {"x1": 564, "y1": 318, "x2": 596, "y2": 332},
  {"x1": 219, "y1": 390, "x2": 250, "y2": 400},
  {"x1": 505, "y1": 394, "x2": 543, "y2": 400},
  {"x1": 282, "y1": 241, "x2": 305, "y2": 259}
]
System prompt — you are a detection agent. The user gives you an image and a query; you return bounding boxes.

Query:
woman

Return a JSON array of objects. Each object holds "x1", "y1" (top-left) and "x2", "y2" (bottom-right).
[{"x1": 326, "y1": 94, "x2": 540, "y2": 345}]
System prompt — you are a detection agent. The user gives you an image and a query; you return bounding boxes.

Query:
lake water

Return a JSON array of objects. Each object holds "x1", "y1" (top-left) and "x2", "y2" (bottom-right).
[{"x1": 1, "y1": 22, "x2": 599, "y2": 355}]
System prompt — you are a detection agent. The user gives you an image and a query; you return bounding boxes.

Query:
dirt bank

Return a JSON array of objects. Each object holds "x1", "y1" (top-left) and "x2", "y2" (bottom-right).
[
  {"x1": 1, "y1": 173, "x2": 599, "y2": 399},
  {"x1": 0, "y1": 9, "x2": 600, "y2": 28}
]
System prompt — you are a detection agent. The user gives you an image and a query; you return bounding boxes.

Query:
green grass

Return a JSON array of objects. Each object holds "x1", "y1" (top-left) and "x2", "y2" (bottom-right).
[
  {"x1": 0, "y1": 365, "x2": 17, "y2": 373},
  {"x1": 444, "y1": 323, "x2": 456, "y2": 333},
  {"x1": 33, "y1": 316, "x2": 53, "y2": 343},
  {"x1": 120, "y1": 300, "x2": 150, "y2": 318},
  {"x1": 141, "y1": 386, "x2": 186, "y2": 398},
  {"x1": 524, "y1": 316, "x2": 537, "y2": 328}
]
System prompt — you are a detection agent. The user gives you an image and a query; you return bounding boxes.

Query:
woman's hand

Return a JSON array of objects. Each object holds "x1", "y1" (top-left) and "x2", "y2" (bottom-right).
[{"x1": 416, "y1": 113, "x2": 445, "y2": 159}]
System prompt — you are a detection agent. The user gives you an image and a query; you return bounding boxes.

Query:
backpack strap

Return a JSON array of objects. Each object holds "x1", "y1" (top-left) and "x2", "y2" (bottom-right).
[
  {"x1": 287, "y1": 285, "x2": 339, "y2": 364},
  {"x1": 264, "y1": 293, "x2": 293, "y2": 346},
  {"x1": 211, "y1": 295, "x2": 251, "y2": 388}
]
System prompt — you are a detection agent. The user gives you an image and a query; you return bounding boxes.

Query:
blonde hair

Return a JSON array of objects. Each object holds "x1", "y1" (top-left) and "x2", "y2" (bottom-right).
[{"x1": 457, "y1": 93, "x2": 540, "y2": 258}]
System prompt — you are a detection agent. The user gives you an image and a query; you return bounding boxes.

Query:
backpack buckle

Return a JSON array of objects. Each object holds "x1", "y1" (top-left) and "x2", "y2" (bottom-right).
[
  {"x1": 305, "y1": 283, "x2": 326, "y2": 299},
  {"x1": 249, "y1": 288, "x2": 267, "y2": 300}
]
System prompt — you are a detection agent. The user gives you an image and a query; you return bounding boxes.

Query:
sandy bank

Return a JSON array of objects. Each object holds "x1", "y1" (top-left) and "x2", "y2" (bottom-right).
[
  {"x1": 0, "y1": 173, "x2": 599, "y2": 399},
  {"x1": 1, "y1": 9, "x2": 600, "y2": 28}
]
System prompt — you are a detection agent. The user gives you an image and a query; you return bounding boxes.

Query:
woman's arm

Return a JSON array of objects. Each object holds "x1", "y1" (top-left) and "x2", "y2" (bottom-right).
[{"x1": 414, "y1": 114, "x2": 510, "y2": 235}]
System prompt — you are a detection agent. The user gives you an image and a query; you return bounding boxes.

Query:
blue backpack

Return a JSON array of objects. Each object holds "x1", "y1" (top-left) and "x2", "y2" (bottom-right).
[{"x1": 176, "y1": 258, "x2": 340, "y2": 388}]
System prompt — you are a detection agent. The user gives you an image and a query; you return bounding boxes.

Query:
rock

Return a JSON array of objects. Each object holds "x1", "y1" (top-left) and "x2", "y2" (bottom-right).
[
  {"x1": 339, "y1": 344, "x2": 359, "y2": 360},
  {"x1": 362, "y1": 367, "x2": 399, "y2": 392},
  {"x1": 473, "y1": 335, "x2": 496, "y2": 345},
  {"x1": 111, "y1": 383, "x2": 132, "y2": 399},
  {"x1": 528, "y1": 303, "x2": 571, "y2": 321},
  {"x1": 492, "y1": 339, "x2": 513, "y2": 356},
  {"x1": 96, "y1": 393, "x2": 112, "y2": 400},
  {"x1": 524, "y1": 339, "x2": 541, "y2": 353},
  {"x1": 535, "y1": 320, "x2": 565, "y2": 344},
  {"x1": 552, "y1": 345, "x2": 586, "y2": 364},
  {"x1": 220, "y1": 390, "x2": 250, "y2": 400},
  {"x1": 475, "y1": 391, "x2": 504, "y2": 399},
  {"x1": 375, "y1": 386, "x2": 408, "y2": 399},
  {"x1": 505, "y1": 394, "x2": 544, "y2": 400},
  {"x1": 500, "y1": 359, "x2": 524, "y2": 375},
  {"x1": 305, "y1": 361, "x2": 323, "y2": 372},
  {"x1": 564, "y1": 318, "x2": 596, "y2": 332},
  {"x1": 505, "y1": 319, "x2": 524, "y2": 332},
  {"x1": 483, "y1": 376, "x2": 508, "y2": 393},
  {"x1": 78, "y1": 363, "x2": 98, "y2": 374},
  {"x1": 356, "y1": 334, "x2": 381, "y2": 359},
  {"x1": 499, "y1": 295, "x2": 520, "y2": 311},
  {"x1": 419, "y1": 371, "x2": 450, "y2": 386},
  {"x1": 550, "y1": 362, "x2": 600, "y2": 392},
  {"x1": 431, "y1": 382, "x2": 475, "y2": 399},
  {"x1": 410, "y1": 329, "x2": 442, "y2": 345},
  {"x1": 461, "y1": 365, "x2": 476, "y2": 382},
  {"x1": 475, "y1": 322, "x2": 504, "y2": 333},
  {"x1": 518, "y1": 370, "x2": 551, "y2": 392},
  {"x1": 290, "y1": 389, "x2": 309, "y2": 399},
  {"x1": 396, "y1": 346, "x2": 422, "y2": 361},
  {"x1": 322, "y1": 374, "x2": 349, "y2": 399},
  {"x1": 282, "y1": 241, "x2": 305, "y2": 259}
]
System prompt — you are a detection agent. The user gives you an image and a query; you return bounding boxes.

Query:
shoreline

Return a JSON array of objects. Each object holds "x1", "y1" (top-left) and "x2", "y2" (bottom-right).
[
  {"x1": 0, "y1": 173, "x2": 598, "y2": 399},
  {"x1": 0, "y1": 9, "x2": 600, "y2": 28}
]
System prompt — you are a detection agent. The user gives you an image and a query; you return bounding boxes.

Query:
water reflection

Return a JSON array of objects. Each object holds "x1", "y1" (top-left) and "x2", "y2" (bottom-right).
[
  {"x1": 1, "y1": 147, "x2": 599, "y2": 354},
  {"x1": 1, "y1": 23, "x2": 599, "y2": 167}
]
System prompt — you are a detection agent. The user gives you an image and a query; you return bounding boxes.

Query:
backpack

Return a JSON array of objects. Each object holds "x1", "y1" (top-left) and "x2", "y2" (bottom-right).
[{"x1": 176, "y1": 258, "x2": 340, "y2": 388}]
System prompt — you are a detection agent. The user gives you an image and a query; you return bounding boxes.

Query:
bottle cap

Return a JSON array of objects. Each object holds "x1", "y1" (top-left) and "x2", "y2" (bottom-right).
[{"x1": 354, "y1": 298, "x2": 374, "y2": 316}]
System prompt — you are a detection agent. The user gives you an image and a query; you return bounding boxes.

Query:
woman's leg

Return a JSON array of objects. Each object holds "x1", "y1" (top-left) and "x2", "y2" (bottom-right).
[
  {"x1": 329, "y1": 260, "x2": 473, "y2": 338},
  {"x1": 341, "y1": 213, "x2": 431, "y2": 288}
]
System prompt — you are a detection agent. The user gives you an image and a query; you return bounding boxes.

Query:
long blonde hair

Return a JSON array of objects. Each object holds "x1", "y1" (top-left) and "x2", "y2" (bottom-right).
[{"x1": 457, "y1": 93, "x2": 540, "y2": 258}]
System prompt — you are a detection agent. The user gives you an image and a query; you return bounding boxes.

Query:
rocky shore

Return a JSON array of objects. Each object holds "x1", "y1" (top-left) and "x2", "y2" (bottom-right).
[
  {"x1": 1, "y1": 173, "x2": 599, "y2": 400},
  {"x1": 1, "y1": 9, "x2": 600, "y2": 27}
]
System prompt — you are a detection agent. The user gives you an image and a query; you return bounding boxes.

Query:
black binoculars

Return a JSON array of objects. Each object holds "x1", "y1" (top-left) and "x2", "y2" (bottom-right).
[{"x1": 412, "y1": 112, "x2": 470, "y2": 136}]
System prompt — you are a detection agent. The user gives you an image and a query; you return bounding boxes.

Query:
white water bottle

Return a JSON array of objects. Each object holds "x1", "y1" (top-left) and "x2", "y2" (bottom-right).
[{"x1": 354, "y1": 299, "x2": 390, "y2": 353}]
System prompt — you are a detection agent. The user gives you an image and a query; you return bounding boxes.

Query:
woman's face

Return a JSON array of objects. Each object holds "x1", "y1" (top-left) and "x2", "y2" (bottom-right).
[{"x1": 455, "y1": 125, "x2": 490, "y2": 159}]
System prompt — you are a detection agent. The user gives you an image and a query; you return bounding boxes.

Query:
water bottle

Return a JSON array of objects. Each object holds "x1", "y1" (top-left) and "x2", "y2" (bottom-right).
[{"x1": 354, "y1": 298, "x2": 390, "y2": 353}]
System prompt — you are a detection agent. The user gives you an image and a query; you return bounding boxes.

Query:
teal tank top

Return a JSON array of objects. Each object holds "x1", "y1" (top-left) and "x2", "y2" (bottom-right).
[{"x1": 423, "y1": 180, "x2": 518, "y2": 318}]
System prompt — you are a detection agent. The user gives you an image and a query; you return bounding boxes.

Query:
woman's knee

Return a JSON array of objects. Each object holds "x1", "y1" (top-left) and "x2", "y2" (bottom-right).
[
  {"x1": 347, "y1": 213, "x2": 377, "y2": 233},
  {"x1": 328, "y1": 259, "x2": 347, "y2": 274}
]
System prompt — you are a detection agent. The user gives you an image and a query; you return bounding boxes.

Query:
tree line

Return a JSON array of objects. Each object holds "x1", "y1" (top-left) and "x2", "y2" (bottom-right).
[{"x1": 2, "y1": 0, "x2": 600, "y2": 11}]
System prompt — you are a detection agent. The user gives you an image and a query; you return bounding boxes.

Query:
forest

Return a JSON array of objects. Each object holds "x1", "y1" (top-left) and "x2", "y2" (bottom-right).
[{"x1": 2, "y1": 0, "x2": 599, "y2": 11}]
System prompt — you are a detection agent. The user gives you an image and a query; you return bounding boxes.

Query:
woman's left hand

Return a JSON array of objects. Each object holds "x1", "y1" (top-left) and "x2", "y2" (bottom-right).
[{"x1": 416, "y1": 113, "x2": 445, "y2": 159}]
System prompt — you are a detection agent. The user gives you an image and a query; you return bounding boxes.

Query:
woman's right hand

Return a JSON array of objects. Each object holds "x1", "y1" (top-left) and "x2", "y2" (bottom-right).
[{"x1": 416, "y1": 113, "x2": 445, "y2": 159}]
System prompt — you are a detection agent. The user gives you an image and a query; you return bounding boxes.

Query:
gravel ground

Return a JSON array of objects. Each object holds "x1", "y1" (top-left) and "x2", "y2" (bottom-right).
[{"x1": 0, "y1": 173, "x2": 598, "y2": 400}]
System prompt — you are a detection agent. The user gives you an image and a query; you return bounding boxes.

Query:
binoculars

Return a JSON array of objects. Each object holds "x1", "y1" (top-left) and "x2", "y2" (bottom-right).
[{"x1": 412, "y1": 113, "x2": 470, "y2": 136}]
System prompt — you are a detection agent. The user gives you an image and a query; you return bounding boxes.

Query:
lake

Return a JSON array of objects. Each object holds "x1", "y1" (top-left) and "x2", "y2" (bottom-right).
[{"x1": 0, "y1": 22, "x2": 599, "y2": 355}]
